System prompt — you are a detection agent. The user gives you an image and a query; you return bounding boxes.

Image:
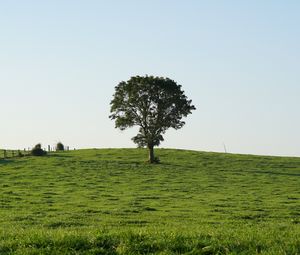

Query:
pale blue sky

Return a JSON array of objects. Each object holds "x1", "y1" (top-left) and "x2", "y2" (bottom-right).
[{"x1": 1, "y1": 1, "x2": 300, "y2": 156}]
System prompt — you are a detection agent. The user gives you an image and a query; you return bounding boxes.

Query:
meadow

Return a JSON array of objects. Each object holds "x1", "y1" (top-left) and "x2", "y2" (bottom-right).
[{"x1": 0, "y1": 148, "x2": 299, "y2": 254}]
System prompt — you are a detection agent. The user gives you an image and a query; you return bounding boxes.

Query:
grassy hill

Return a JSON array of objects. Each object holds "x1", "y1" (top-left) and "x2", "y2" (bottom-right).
[{"x1": 0, "y1": 148, "x2": 299, "y2": 254}]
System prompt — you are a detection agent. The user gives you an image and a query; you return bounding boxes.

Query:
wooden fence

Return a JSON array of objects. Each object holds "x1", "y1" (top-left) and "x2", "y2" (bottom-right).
[{"x1": 1, "y1": 146, "x2": 71, "y2": 159}]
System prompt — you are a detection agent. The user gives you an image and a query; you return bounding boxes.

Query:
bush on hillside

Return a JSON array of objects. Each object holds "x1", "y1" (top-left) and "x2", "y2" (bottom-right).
[
  {"x1": 56, "y1": 142, "x2": 65, "y2": 151},
  {"x1": 17, "y1": 150, "x2": 24, "y2": 157},
  {"x1": 31, "y1": 144, "x2": 47, "y2": 156}
]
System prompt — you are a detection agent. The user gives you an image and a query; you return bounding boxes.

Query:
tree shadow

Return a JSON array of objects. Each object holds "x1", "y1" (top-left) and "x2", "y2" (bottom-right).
[
  {"x1": 0, "y1": 159, "x2": 15, "y2": 165},
  {"x1": 47, "y1": 153, "x2": 73, "y2": 158}
]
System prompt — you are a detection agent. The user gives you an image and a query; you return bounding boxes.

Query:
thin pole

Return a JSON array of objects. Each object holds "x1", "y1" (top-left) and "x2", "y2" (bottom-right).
[{"x1": 223, "y1": 143, "x2": 227, "y2": 153}]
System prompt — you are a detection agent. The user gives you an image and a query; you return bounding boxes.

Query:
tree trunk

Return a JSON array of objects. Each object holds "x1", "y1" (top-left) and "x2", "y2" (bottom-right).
[{"x1": 148, "y1": 145, "x2": 155, "y2": 163}]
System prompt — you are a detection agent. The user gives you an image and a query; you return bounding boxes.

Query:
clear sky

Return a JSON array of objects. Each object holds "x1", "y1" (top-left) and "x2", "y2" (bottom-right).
[{"x1": 1, "y1": 1, "x2": 300, "y2": 156}]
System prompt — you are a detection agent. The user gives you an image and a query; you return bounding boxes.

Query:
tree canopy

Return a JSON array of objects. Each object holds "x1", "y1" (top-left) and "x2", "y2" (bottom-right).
[{"x1": 110, "y1": 75, "x2": 196, "y2": 163}]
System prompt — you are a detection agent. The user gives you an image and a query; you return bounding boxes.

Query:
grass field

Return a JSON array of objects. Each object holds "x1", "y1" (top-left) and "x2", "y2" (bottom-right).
[{"x1": 0, "y1": 148, "x2": 299, "y2": 254}]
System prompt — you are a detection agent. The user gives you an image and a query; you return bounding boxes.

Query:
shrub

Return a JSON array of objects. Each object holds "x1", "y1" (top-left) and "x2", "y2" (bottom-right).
[
  {"x1": 31, "y1": 144, "x2": 47, "y2": 156},
  {"x1": 56, "y1": 142, "x2": 65, "y2": 151},
  {"x1": 17, "y1": 150, "x2": 24, "y2": 157}
]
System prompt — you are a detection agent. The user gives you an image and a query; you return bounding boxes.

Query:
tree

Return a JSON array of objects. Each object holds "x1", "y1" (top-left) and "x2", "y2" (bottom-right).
[{"x1": 109, "y1": 75, "x2": 196, "y2": 163}]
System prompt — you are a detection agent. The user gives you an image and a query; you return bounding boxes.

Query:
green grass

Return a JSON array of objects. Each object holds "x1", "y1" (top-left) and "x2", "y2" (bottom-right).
[{"x1": 0, "y1": 148, "x2": 299, "y2": 254}]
